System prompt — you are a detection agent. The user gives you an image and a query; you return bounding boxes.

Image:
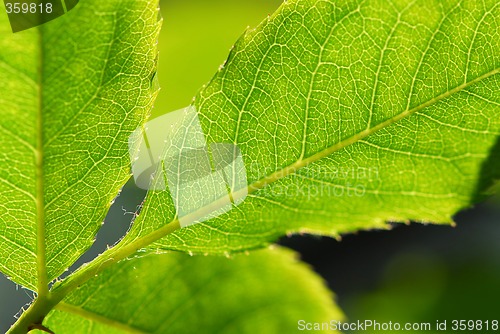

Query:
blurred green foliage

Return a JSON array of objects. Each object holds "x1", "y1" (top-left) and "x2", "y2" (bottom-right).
[
  {"x1": 154, "y1": 0, "x2": 282, "y2": 117},
  {"x1": 344, "y1": 200, "x2": 500, "y2": 333}
]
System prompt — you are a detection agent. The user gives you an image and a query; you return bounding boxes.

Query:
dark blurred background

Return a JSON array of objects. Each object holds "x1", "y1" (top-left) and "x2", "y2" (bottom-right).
[{"x1": 1, "y1": 0, "x2": 499, "y2": 332}]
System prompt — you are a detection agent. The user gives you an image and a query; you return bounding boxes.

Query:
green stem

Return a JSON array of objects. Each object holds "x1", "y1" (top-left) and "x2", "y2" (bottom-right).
[
  {"x1": 7, "y1": 220, "x2": 180, "y2": 333},
  {"x1": 7, "y1": 294, "x2": 58, "y2": 334},
  {"x1": 51, "y1": 219, "x2": 180, "y2": 299}
]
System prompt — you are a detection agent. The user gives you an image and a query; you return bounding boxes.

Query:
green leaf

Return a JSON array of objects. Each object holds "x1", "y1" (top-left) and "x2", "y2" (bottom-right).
[
  {"x1": 41, "y1": 248, "x2": 343, "y2": 333},
  {"x1": 122, "y1": 0, "x2": 500, "y2": 254},
  {"x1": 0, "y1": 1, "x2": 160, "y2": 290}
]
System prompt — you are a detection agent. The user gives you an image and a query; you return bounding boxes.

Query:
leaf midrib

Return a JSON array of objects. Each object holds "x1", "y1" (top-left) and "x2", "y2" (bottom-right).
[
  {"x1": 249, "y1": 68, "x2": 499, "y2": 192},
  {"x1": 35, "y1": 26, "x2": 48, "y2": 296},
  {"x1": 55, "y1": 302, "x2": 147, "y2": 334},
  {"x1": 164, "y1": 67, "x2": 499, "y2": 229}
]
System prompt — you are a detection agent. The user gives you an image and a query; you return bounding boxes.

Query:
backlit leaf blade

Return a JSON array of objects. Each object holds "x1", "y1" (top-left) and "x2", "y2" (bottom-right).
[
  {"x1": 41, "y1": 248, "x2": 343, "y2": 334},
  {"x1": 0, "y1": 0, "x2": 161, "y2": 290}
]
